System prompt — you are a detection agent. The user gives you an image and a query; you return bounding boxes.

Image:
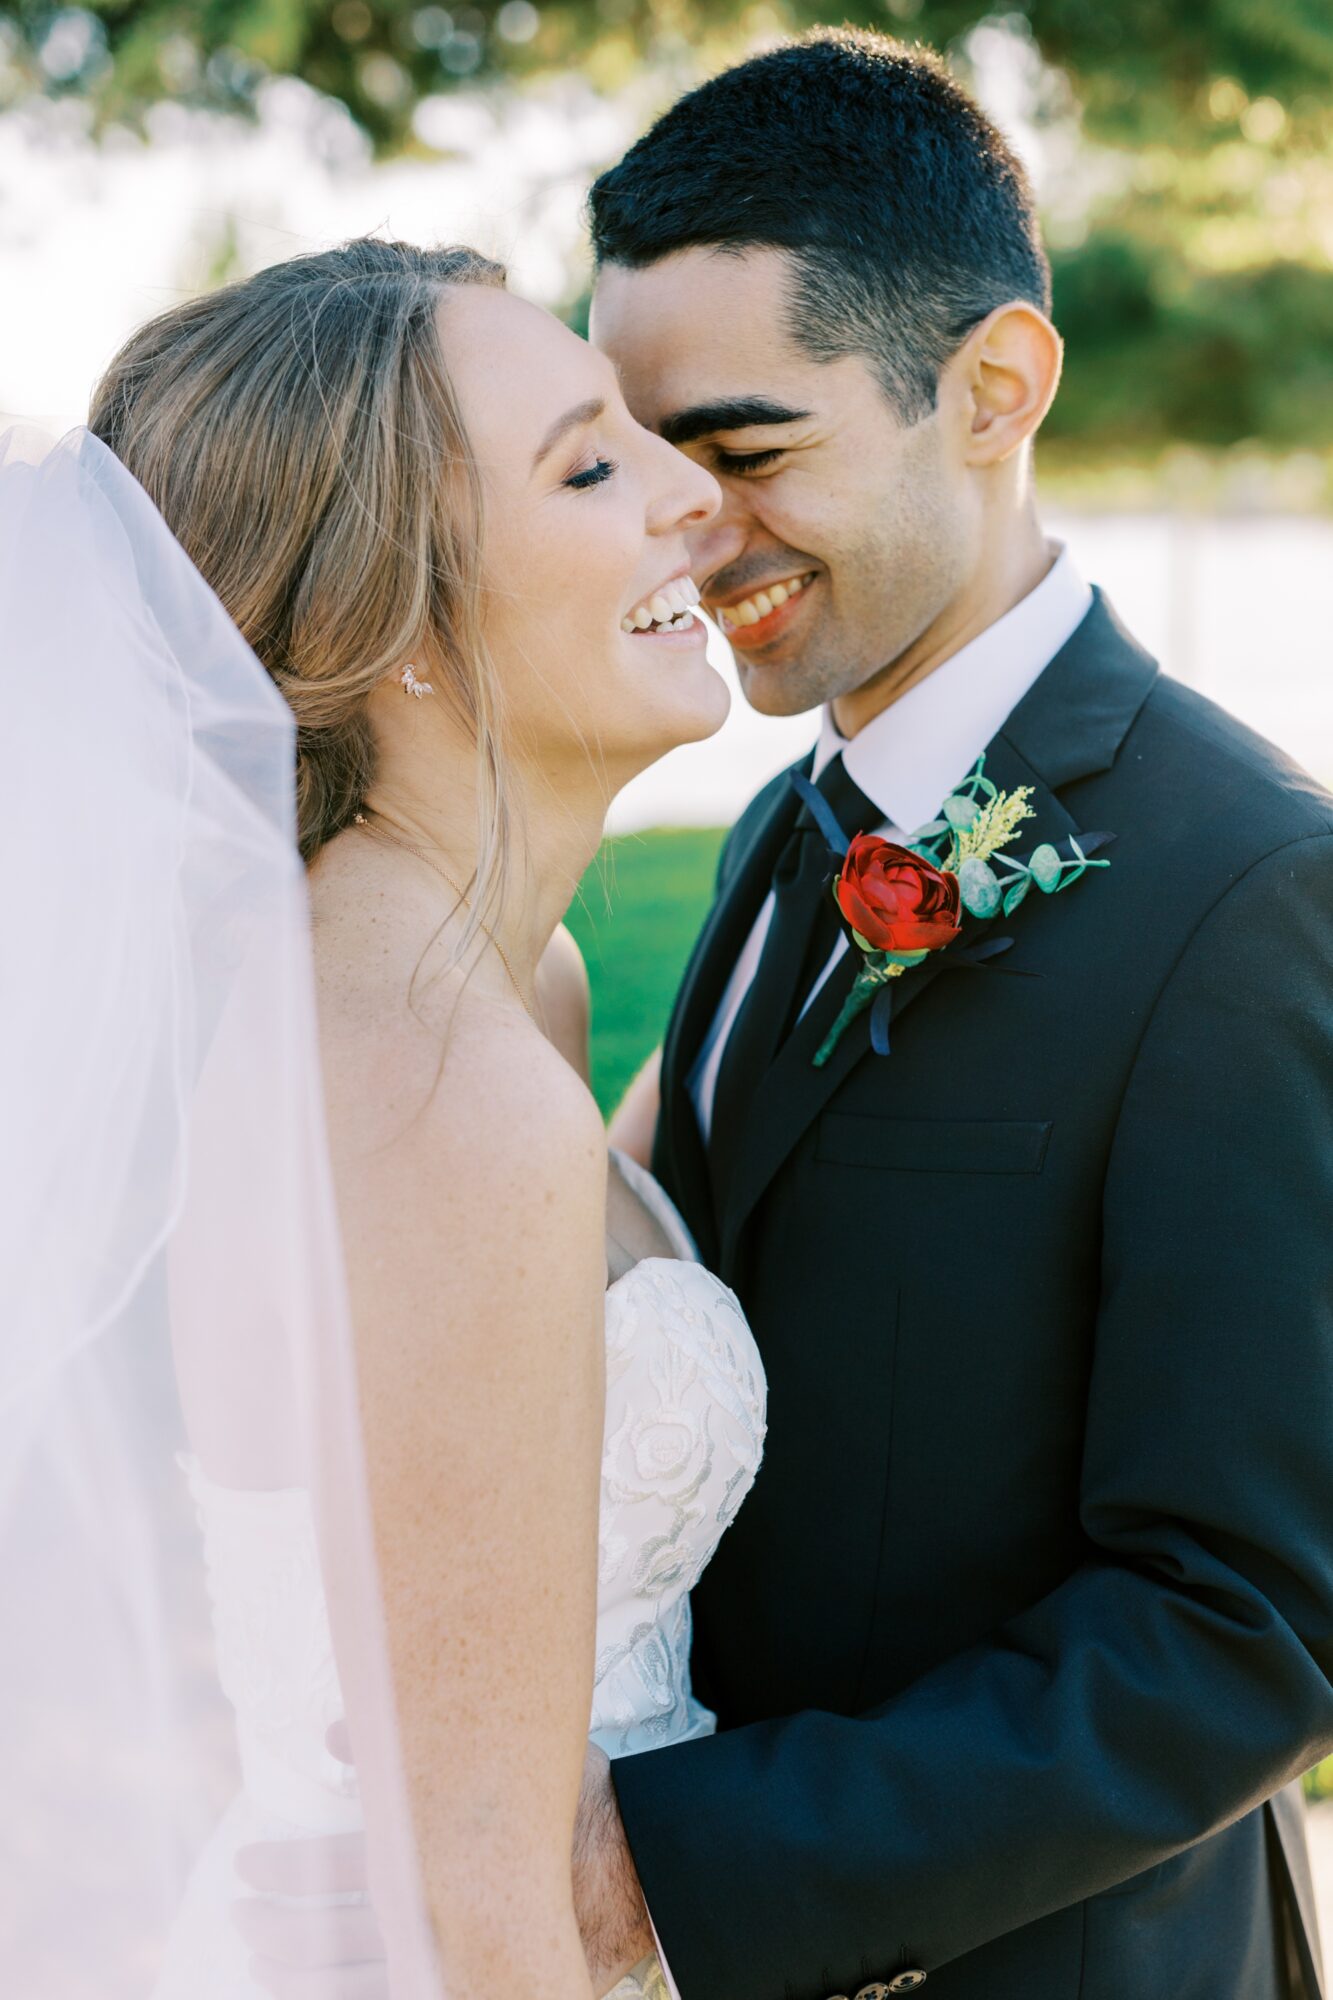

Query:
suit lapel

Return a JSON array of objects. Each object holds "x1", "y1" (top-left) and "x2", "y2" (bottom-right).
[{"x1": 717, "y1": 589, "x2": 1159, "y2": 1271}]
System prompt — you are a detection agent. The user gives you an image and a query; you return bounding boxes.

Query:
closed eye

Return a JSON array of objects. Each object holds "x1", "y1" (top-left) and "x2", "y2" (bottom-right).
[
  {"x1": 713, "y1": 446, "x2": 785, "y2": 476},
  {"x1": 564, "y1": 457, "x2": 618, "y2": 491}
]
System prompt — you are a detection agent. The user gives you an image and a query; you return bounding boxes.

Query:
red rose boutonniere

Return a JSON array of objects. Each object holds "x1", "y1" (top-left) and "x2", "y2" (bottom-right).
[
  {"x1": 836, "y1": 837, "x2": 963, "y2": 956},
  {"x1": 794, "y1": 755, "x2": 1113, "y2": 1067}
]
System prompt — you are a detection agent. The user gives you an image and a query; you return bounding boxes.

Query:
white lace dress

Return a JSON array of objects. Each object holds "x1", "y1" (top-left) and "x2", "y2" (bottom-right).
[{"x1": 156, "y1": 1156, "x2": 766, "y2": 1998}]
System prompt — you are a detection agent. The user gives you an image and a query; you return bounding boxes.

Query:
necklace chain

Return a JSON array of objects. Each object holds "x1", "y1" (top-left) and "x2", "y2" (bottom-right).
[{"x1": 352, "y1": 810, "x2": 533, "y2": 1018}]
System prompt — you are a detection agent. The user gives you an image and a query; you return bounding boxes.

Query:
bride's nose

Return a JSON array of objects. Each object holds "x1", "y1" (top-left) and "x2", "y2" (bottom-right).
[{"x1": 647, "y1": 437, "x2": 721, "y2": 538}]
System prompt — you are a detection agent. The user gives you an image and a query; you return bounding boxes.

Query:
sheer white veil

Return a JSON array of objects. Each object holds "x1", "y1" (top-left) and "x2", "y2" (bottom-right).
[{"x1": 0, "y1": 424, "x2": 439, "y2": 1996}]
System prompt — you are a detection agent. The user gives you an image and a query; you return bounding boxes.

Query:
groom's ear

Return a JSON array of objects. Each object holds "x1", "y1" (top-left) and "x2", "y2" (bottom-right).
[{"x1": 953, "y1": 301, "x2": 1063, "y2": 468}]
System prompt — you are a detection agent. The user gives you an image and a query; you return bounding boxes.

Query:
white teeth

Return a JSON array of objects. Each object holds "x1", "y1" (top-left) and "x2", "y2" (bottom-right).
[
  {"x1": 717, "y1": 571, "x2": 814, "y2": 629},
  {"x1": 623, "y1": 575, "x2": 702, "y2": 633}
]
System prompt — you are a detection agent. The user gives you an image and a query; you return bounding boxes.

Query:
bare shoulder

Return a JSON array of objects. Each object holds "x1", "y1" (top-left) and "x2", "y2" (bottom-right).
[
  {"x1": 307, "y1": 840, "x2": 605, "y2": 1250},
  {"x1": 536, "y1": 923, "x2": 592, "y2": 1084},
  {"x1": 538, "y1": 921, "x2": 590, "y2": 1012},
  {"x1": 320, "y1": 968, "x2": 606, "y2": 1241},
  {"x1": 442, "y1": 1012, "x2": 607, "y2": 1219}
]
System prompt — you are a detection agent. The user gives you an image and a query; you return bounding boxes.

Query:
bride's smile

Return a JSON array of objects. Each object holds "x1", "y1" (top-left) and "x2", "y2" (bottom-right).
[{"x1": 436, "y1": 283, "x2": 728, "y2": 797}]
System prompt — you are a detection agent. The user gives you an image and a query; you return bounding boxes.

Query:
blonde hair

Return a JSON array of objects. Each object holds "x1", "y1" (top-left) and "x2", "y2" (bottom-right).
[{"x1": 89, "y1": 238, "x2": 510, "y2": 952}]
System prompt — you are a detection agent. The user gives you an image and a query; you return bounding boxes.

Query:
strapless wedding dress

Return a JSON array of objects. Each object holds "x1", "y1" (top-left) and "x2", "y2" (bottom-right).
[{"x1": 156, "y1": 1156, "x2": 766, "y2": 1998}]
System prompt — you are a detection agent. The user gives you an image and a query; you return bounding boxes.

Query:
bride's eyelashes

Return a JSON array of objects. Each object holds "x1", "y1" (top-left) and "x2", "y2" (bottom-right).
[
  {"x1": 563, "y1": 455, "x2": 620, "y2": 492},
  {"x1": 712, "y1": 445, "x2": 785, "y2": 476}
]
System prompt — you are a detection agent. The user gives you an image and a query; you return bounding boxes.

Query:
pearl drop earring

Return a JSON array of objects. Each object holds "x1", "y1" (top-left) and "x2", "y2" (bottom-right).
[{"x1": 400, "y1": 663, "x2": 434, "y2": 699}]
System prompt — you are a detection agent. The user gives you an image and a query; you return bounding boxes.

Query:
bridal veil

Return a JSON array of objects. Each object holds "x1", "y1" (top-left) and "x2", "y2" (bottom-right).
[{"x1": 0, "y1": 425, "x2": 440, "y2": 1996}]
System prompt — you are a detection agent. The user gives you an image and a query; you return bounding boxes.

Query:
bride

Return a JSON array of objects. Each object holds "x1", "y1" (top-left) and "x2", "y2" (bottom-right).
[{"x1": 1, "y1": 239, "x2": 764, "y2": 1999}]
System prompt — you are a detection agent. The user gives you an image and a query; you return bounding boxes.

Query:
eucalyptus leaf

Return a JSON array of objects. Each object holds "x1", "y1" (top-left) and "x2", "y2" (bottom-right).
[
  {"x1": 884, "y1": 948, "x2": 930, "y2": 969},
  {"x1": 1003, "y1": 875, "x2": 1033, "y2": 916},
  {"x1": 1029, "y1": 843, "x2": 1063, "y2": 893},
  {"x1": 958, "y1": 856, "x2": 1002, "y2": 919},
  {"x1": 944, "y1": 794, "x2": 981, "y2": 831},
  {"x1": 851, "y1": 928, "x2": 875, "y2": 953},
  {"x1": 910, "y1": 819, "x2": 949, "y2": 840}
]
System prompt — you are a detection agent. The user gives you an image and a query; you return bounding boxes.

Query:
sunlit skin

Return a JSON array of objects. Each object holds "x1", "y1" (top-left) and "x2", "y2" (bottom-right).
[
  {"x1": 348, "y1": 284, "x2": 728, "y2": 1006},
  {"x1": 591, "y1": 244, "x2": 1064, "y2": 738},
  {"x1": 449, "y1": 287, "x2": 729, "y2": 784}
]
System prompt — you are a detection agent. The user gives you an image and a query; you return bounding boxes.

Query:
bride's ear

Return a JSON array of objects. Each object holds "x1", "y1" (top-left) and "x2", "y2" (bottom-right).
[{"x1": 953, "y1": 301, "x2": 1063, "y2": 468}]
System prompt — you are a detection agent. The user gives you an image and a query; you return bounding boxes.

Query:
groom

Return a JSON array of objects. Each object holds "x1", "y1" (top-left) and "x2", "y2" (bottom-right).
[{"x1": 575, "y1": 28, "x2": 1333, "y2": 2000}]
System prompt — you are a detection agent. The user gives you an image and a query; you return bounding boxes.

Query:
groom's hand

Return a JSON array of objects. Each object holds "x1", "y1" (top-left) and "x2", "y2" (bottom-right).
[
  {"x1": 233, "y1": 1722, "x2": 386, "y2": 1999},
  {"x1": 235, "y1": 1734, "x2": 655, "y2": 1999},
  {"x1": 573, "y1": 1741, "x2": 655, "y2": 1993},
  {"x1": 233, "y1": 1829, "x2": 385, "y2": 2000}
]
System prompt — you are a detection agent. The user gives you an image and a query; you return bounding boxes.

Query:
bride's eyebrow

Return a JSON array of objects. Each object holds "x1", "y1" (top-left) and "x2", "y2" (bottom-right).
[
  {"x1": 532, "y1": 396, "x2": 606, "y2": 471},
  {"x1": 659, "y1": 397, "x2": 812, "y2": 447}
]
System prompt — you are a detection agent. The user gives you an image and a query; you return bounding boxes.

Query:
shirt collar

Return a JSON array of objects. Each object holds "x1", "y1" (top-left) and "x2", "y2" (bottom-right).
[{"x1": 811, "y1": 542, "x2": 1094, "y2": 836}]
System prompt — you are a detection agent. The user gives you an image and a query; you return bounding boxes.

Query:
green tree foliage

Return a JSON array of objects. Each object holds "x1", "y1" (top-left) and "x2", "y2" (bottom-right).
[
  {"x1": 1049, "y1": 231, "x2": 1333, "y2": 457},
  {"x1": 4, "y1": 1, "x2": 1330, "y2": 160}
]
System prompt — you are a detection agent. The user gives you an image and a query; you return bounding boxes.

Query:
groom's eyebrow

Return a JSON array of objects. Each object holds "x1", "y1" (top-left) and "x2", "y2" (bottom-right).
[{"x1": 659, "y1": 397, "x2": 812, "y2": 447}]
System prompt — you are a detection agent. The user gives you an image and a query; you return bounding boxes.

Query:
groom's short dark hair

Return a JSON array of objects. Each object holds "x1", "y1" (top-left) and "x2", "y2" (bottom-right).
[{"x1": 588, "y1": 29, "x2": 1052, "y2": 424}]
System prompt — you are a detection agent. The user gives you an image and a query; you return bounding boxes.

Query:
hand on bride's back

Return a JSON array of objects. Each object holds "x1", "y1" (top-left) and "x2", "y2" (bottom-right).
[
  {"x1": 234, "y1": 1839, "x2": 380, "y2": 1996},
  {"x1": 235, "y1": 1735, "x2": 649, "y2": 1998},
  {"x1": 233, "y1": 1724, "x2": 379, "y2": 1996}
]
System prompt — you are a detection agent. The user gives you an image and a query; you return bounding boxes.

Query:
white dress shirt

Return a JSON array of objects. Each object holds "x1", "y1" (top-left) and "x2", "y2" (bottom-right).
[{"x1": 688, "y1": 545, "x2": 1093, "y2": 1142}]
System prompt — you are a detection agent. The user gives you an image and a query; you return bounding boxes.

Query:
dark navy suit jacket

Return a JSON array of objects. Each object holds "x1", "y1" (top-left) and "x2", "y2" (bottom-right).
[{"x1": 612, "y1": 592, "x2": 1333, "y2": 2000}]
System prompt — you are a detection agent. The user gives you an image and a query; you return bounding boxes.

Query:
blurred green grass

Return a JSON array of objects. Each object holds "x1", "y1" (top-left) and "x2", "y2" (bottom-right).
[{"x1": 566, "y1": 826, "x2": 726, "y2": 1117}]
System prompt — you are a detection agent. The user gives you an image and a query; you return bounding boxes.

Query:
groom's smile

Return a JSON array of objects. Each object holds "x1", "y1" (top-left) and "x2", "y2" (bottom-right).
[
  {"x1": 591, "y1": 243, "x2": 982, "y2": 725},
  {"x1": 706, "y1": 566, "x2": 819, "y2": 649}
]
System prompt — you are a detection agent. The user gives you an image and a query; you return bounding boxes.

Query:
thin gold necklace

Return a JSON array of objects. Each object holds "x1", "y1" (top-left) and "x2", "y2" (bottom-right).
[{"x1": 353, "y1": 809, "x2": 535, "y2": 1019}]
